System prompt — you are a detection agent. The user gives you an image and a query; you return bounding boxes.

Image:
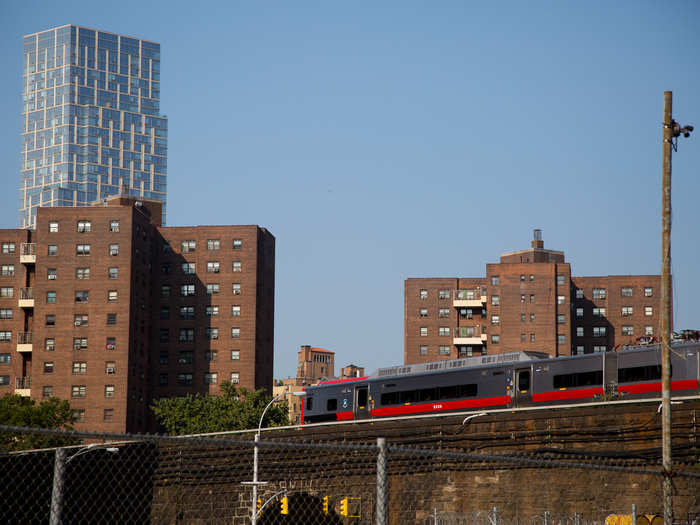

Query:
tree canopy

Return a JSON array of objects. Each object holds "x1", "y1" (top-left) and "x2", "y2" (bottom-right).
[
  {"x1": 0, "y1": 394, "x2": 76, "y2": 451},
  {"x1": 151, "y1": 382, "x2": 288, "y2": 435}
]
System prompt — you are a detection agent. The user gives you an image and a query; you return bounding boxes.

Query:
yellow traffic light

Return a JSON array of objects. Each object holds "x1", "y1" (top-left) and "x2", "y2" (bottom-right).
[
  {"x1": 280, "y1": 496, "x2": 289, "y2": 515},
  {"x1": 339, "y1": 497, "x2": 349, "y2": 517},
  {"x1": 322, "y1": 496, "x2": 329, "y2": 515}
]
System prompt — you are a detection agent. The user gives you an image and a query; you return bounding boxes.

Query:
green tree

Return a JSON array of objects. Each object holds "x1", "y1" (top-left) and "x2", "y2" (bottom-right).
[
  {"x1": 151, "y1": 382, "x2": 288, "y2": 435},
  {"x1": 0, "y1": 394, "x2": 76, "y2": 451}
]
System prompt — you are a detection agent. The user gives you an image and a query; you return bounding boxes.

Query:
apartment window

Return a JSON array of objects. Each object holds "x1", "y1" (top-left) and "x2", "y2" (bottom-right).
[
  {"x1": 74, "y1": 314, "x2": 88, "y2": 327},
  {"x1": 232, "y1": 261, "x2": 242, "y2": 272},
  {"x1": 530, "y1": 313, "x2": 535, "y2": 322},
  {"x1": 420, "y1": 327, "x2": 428, "y2": 337},
  {"x1": 557, "y1": 334, "x2": 566, "y2": 345},
  {"x1": 109, "y1": 244, "x2": 119, "y2": 256},
  {"x1": 43, "y1": 362, "x2": 54, "y2": 373},
  {"x1": 45, "y1": 338, "x2": 55, "y2": 351},
  {"x1": 491, "y1": 276, "x2": 499, "y2": 285},
  {"x1": 179, "y1": 306, "x2": 195, "y2": 320},
  {"x1": 491, "y1": 315, "x2": 500, "y2": 325},
  {"x1": 233, "y1": 239, "x2": 242, "y2": 250},
  {"x1": 177, "y1": 373, "x2": 194, "y2": 386},
  {"x1": 438, "y1": 327, "x2": 450, "y2": 336},
  {"x1": 520, "y1": 274, "x2": 525, "y2": 282},
  {"x1": 46, "y1": 291, "x2": 56, "y2": 304},
  {"x1": 1, "y1": 242, "x2": 15, "y2": 254},
  {"x1": 47, "y1": 268, "x2": 57, "y2": 280},
  {"x1": 0, "y1": 331, "x2": 10, "y2": 343},
  {"x1": 182, "y1": 263, "x2": 195, "y2": 275},
  {"x1": 231, "y1": 305, "x2": 240, "y2": 317},
  {"x1": 181, "y1": 240, "x2": 196, "y2": 253},
  {"x1": 76, "y1": 244, "x2": 90, "y2": 256},
  {"x1": 204, "y1": 372, "x2": 218, "y2": 385},
  {"x1": 438, "y1": 289, "x2": 450, "y2": 300},
  {"x1": 73, "y1": 338, "x2": 87, "y2": 350},
  {"x1": 109, "y1": 220, "x2": 120, "y2": 232},
  {"x1": 593, "y1": 307, "x2": 606, "y2": 317},
  {"x1": 178, "y1": 351, "x2": 193, "y2": 364},
  {"x1": 644, "y1": 287, "x2": 653, "y2": 297},
  {"x1": 161, "y1": 263, "x2": 171, "y2": 275},
  {"x1": 520, "y1": 313, "x2": 526, "y2": 322},
  {"x1": 105, "y1": 361, "x2": 116, "y2": 374},
  {"x1": 108, "y1": 267, "x2": 118, "y2": 279},
  {"x1": 592, "y1": 288, "x2": 606, "y2": 300},
  {"x1": 72, "y1": 361, "x2": 87, "y2": 374},
  {"x1": 232, "y1": 283, "x2": 241, "y2": 295},
  {"x1": 576, "y1": 308, "x2": 583, "y2": 319},
  {"x1": 75, "y1": 290, "x2": 89, "y2": 303},
  {"x1": 77, "y1": 220, "x2": 91, "y2": 233},
  {"x1": 0, "y1": 353, "x2": 9, "y2": 364},
  {"x1": 530, "y1": 294, "x2": 535, "y2": 303},
  {"x1": 76, "y1": 267, "x2": 90, "y2": 280},
  {"x1": 622, "y1": 325, "x2": 634, "y2": 336},
  {"x1": 108, "y1": 290, "x2": 118, "y2": 302},
  {"x1": 621, "y1": 287, "x2": 633, "y2": 297},
  {"x1": 557, "y1": 314, "x2": 565, "y2": 324},
  {"x1": 206, "y1": 283, "x2": 220, "y2": 295},
  {"x1": 622, "y1": 306, "x2": 633, "y2": 317},
  {"x1": 106, "y1": 313, "x2": 117, "y2": 325},
  {"x1": 576, "y1": 327, "x2": 584, "y2": 337},
  {"x1": 557, "y1": 295, "x2": 565, "y2": 305},
  {"x1": 179, "y1": 329, "x2": 195, "y2": 342},
  {"x1": 206, "y1": 328, "x2": 219, "y2": 340},
  {"x1": 159, "y1": 351, "x2": 169, "y2": 365},
  {"x1": 47, "y1": 245, "x2": 57, "y2": 256},
  {"x1": 0, "y1": 265, "x2": 14, "y2": 276},
  {"x1": 207, "y1": 239, "x2": 220, "y2": 250},
  {"x1": 206, "y1": 306, "x2": 220, "y2": 317},
  {"x1": 460, "y1": 308, "x2": 473, "y2": 320},
  {"x1": 593, "y1": 326, "x2": 607, "y2": 337},
  {"x1": 159, "y1": 329, "x2": 169, "y2": 343},
  {"x1": 230, "y1": 372, "x2": 240, "y2": 384},
  {"x1": 49, "y1": 221, "x2": 58, "y2": 232},
  {"x1": 521, "y1": 333, "x2": 526, "y2": 342},
  {"x1": 159, "y1": 373, "x2": 168, "y2": 386},
  {"x1": 103, "y1": 409, "x2": 114, "y2": 422},
  {"x1": 46, "y1": 315, "x2": 56, "y2": 326},
  {"x1": 71, "y1": 385, "x2": 86, "y2": 398},
  {"x1": 491, "y1": 295, "x2": 500, "y2": 306},
  {"x1": 419, "y1": 345, "x2": 428, "y2": 356},
  {"x1": 419, "y1": 308, "x2": 428, "y2": 318},
  {"x1": 207, "y1": 261, "x2": 220, "y2": 273},
  {"x1": 439, "y1": 345, "x2": 450, "y2": 356},
  {"x1": 159, "y1": 285, "x2": 170, "y2": 298},
  {"x1": 529, "y1": 275, "x2": 534, "y2": 282},
  {"x1": 491, "y1": 335, "x2": 500, "y2": 344},
  {"x1": 557, "y1": 275, "x2": 566, "y2": 285},
  {"x1": 438, "y1": 308, "x2": 450, "y2": 318},
  {"x1": 231, "y1": 328, "x2": 241, "y2": 339},
  {"x1": 0, "y1": 287, "x2": 12, "y2": 299},
  {"x1": 520, "y1": 294, "x2": 526, "y2": 303},
  {"x1": 180, "y1": 284, "x2": 195, "y2": 296},
  {"x1": 72, "y1": 410, "x2": 85, "y2": 422},
  {"x1": 419, "y1": 289, "x2": 428, "y2": 300},
  {"x1": 205, "y1": 350, "x2": 218, "y2": 362},
  {"x1": 160, "y1": 306, "x2": 170, "y2": 320},
  {"x1": 575, "y1": 288, "x2": 584, "y2": 299},
  {"x1": 231, "y1": 350, "x2": 240, "y2": 360},
  {"x1": 574, "y1": 346, "x2": 584, "y2": 355},
  {"x1": 42, "y1": 386, "x2": 53, "y2": 398},
  {"x1": 645, "y1": 306, "x2": 653, "y2": 316},
  {"x1": 643, "y1": 326, "x2": 654, "y2": 337},
  {"x1": 593, "y1": 345, "x2": 606, "y2": 353},
  {"x1": 106, "y1": 338, "x2": 116, "y2": 351},
  {"x1": 0, "y1": 309, "x2": 11, "y2": 320}
]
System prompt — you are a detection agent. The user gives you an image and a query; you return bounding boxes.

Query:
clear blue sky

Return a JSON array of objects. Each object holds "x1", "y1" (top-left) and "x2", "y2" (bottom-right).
[{"x1": 1, "y1": 1, "x2": 699, "y2": 380}]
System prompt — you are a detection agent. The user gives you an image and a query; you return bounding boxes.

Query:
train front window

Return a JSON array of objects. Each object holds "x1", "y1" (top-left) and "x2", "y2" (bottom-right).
[{"x1": 327, "y1": 398, "x2": 338, "y2": 411}]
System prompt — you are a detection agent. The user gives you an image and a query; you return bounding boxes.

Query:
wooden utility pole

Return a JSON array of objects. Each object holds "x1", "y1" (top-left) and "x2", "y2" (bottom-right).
[{"x1": 661, "y1": 91, "x2": 673, "y2": 525}]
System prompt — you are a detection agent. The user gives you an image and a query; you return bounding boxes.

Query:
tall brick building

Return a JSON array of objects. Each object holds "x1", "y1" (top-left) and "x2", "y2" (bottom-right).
[
  {"x1": 0, "y1": 197, "x2": 274, "y2": 432},
  {"x1": 405, "y1": 230, "x2": 665, "y2": 365}
]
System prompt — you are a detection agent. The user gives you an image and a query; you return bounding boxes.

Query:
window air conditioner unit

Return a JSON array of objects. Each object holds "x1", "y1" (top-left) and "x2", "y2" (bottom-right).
[
  {"x1": 74, "y1": 320, "x2": 81, "y2": 326},
  {"x1": 48, "y1": 274, "x2": 56, "y2": 280},
  {"x1": 106, "y1": 367, "x2": 115, "y2": 374},
  {"x1": 73, "y1": 344, "x2": 81, "y2": 350},
  {"x1": 47, "y1": 345, "x2": 55, "y2": 351},
  {"x1": 106, "y1": 344, "x2": 115, "y2": 350}
]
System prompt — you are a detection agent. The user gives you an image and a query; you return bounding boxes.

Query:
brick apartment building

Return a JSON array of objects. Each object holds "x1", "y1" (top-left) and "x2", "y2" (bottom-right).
[
  {"x1": 0, "y1": 196, "x2": 274, "y2": 433},
  {"x1": 405, "y1": 230, "x2": 665, "y2": 365}
]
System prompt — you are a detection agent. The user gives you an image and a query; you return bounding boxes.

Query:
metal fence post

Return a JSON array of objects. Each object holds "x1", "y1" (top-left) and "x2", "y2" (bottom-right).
[
  {"x1": 632, "y1": 504, "x2": 637, "y2": 524},
  {"x1": 49, "y1": 447, "x2": 67, "y2": 525},
  {"x1": 376, "y1": 437, "x2": 387, "y2": 525},
  {"x1": 544, "y1": 510, "x2": 550, "y2": 525}
]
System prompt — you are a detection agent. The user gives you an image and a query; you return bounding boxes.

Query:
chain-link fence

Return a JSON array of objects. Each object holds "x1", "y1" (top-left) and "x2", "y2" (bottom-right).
[{"x1": 1, "y1": 424, "x2": 699, "y2": 525}]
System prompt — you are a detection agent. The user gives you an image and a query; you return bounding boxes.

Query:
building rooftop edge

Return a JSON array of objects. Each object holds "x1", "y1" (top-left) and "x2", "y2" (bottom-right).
[
  {"x1": 24, "y1": 24, "x2": 161, "y2": 45},
  {"x1": 498, "y1": 248, "x2": 565, "y2": 258}
]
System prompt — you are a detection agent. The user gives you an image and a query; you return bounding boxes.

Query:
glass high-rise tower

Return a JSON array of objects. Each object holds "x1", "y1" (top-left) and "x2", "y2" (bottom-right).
[{"x1": 20, "y1": 25, "x2": 168, "y2": 228}]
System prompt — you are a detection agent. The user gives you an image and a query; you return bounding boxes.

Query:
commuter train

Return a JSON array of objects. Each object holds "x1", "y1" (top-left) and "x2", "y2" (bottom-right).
[{"x1": 301, "y1": 343, "x2": 700, "y2": 424}]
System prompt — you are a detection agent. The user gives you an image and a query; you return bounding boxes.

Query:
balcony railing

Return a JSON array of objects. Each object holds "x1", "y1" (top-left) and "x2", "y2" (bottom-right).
[
  {"x1": 17, "y1": 332, "x2": 32, "y2": 344},
  {"x1": 20, "y1": 243, "x2": 36, "y2": 263},
  {"x1": 453, "y1": 325, "x2": 487, "y2": 345},
  {"x1": 453, "y1": 288, "x2": 487, "y2": 307},
  {"x1": 19, "y1": 288, "x2": 33, "y2": 300},
  {"x1": 15, "y1": 376, "x2": 31, "y2": 389}
]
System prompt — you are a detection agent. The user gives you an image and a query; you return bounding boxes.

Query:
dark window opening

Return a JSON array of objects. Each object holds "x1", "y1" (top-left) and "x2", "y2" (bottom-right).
[
  {"x1": 357, "y1": 388, "x2": 368, "y2": 407},
  {"x1": 553, "y1": 370, "x2": 603, "y2": 389},
  {"x1": 306, "y1": 397, "x2": 313, "y2": 411},
  {"x1": 618, "y1": 365, "x2": 663, "y2": 384},
  {"x1": 327, "y1": 399, "x2": 338, "y2": 411},
  {"x1": 380, "y1": 383, "x2": 478, "y2": 406}
]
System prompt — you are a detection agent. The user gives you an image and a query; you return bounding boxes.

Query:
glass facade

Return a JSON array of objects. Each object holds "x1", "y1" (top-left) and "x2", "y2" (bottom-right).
[{"x1": 20, "y1": 25, "x2": 168, "y2": 228}]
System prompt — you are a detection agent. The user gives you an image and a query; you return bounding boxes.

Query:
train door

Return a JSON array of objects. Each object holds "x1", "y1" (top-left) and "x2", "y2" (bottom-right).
[
  {"x1": 515, "y1": 367, "x2": 532, "y2": 405},
  {"x1": 354, "y1": 385, "x2": 370, "y2": 419}
]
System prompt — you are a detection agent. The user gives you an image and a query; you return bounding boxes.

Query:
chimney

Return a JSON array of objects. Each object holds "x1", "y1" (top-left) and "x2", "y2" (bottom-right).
[{"x1": 531, "y1": 229, "x2": 544, "y2": 249}]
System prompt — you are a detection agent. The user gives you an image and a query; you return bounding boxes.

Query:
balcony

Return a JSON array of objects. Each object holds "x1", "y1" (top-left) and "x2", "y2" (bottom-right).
[
  {"x1": 18, "y1": 287, "x2": 34, "y2": 308},
  {"x1": 453, "y1": 288, "x2": 487, "y2": 308},
  {"x1": 20, "y1": 243, "x2": 36, "y2": 264},
  {"x1": 17, "y1": 332, "x2": 32, "y2": 353},
  {"x1": 15, "y1": 376, "x2": 31, "y2": 396},
  {"x1": 453, "y1": 326, "x2": 486, "y2": 346}
]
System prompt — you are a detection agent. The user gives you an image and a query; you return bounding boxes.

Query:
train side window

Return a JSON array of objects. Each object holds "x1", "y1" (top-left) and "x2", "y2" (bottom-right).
[
  {"x1": 618, "y1": 365, "x2": 663, "y2": 383},
  {"x1": 439, "y1": 385, "x2": 457, "y2": 399},
  {"x1": 357, "y1": 388, "x2": 368, "y2": 407},
  {"x1": 419, "y1": 387, "x2": 437, "y2": 402},
  {"x1": 306, "y1": 397, "x2": 313, "y2": 411},
  {"x1": 327, "y1": 398, "x2": 338, "y2": 411},
  {"x1": 518, "y1": 370, "x2": 531, "y2": 392},
  {"x1": 457, "y1": 384, "x2": 478, "y2": 398},
  {"x1": 400, "y1": 390, "x2": 416, "y2": 404},
  {"x1": 553, "y1": 370, "x2": 603, "y2": 389}
]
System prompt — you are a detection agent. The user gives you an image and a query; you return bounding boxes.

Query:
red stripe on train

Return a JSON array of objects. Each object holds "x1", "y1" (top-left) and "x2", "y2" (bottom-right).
[
  {"x1": 370, "y1": 395, "x2": 510, "y2": 417},
  {"x1": 618, "y1": 379, "x2": 699, "y2": 394},
  {"x1": 318, "y1": 377, "x2": 370, "y2": 385},
  {"x1": 336, "y1": 411, "x2": 354, "y2": 421},
  {"x1": 532, "y1": 387, "x2": 603, "y2": 403}
]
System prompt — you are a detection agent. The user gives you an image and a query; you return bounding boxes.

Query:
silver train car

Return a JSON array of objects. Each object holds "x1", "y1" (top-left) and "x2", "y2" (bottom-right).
[{"x1": 301, "y1": 343, "x2": 700, "y2": 425}]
